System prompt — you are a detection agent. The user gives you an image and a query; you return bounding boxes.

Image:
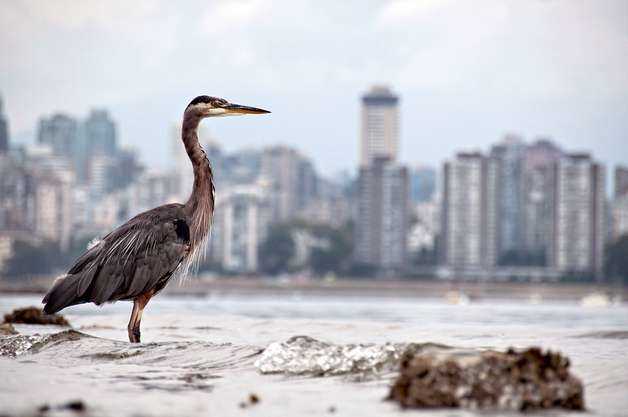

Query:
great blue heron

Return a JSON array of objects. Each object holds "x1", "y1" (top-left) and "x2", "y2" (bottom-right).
[{"x1": 42, "y1": 96, "x2": 270, "y2": 342}]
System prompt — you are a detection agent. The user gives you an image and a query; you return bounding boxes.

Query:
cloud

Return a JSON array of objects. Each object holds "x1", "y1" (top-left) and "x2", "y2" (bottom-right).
[
  {"x1": 0, "y1": 0, "x2": 626, "y2": 175},
  {"x1": 377, "y1": 0, "x2": 451, "y2": 26}
]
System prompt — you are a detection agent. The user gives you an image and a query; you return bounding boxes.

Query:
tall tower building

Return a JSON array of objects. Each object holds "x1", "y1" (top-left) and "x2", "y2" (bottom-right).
[
  {"x1": 32, "y1": 167, "x2": 75, "y2": 251},
  {"x1": 0, "y1": 96, "x2": 9, "y2": 154},
  {"x1": 522, "y1": 139, "x2": 563, "y2": 263},
  {"x1": 354, "y1": 157, "x2": 409, "y2": 272},
  {"x1": 611, "y1": 195, "x2": 628, "y2": 241},
  {"x1": 612, "y1": 166, "x2": 628, "y2": 241},
  {"x1": 552, "y1": 154, "x2": 605, "y2": 279},
  {"x1": 37, "y1": 114, "x2": 79, "y2": 158},
  {"x1": 84, "y1": 109, "x2": 117, "y2": 157},
  {"x1": 210, "y1": 184, "x2": 271, "y2": 272},
  {"x1": 615, "y1": 165, "x2": 628, "y2": 198},
  {"x1": 260, "y1": 146, "x2": 317, "y2": 222},
  {"x1": 489, "y1": 135, "x2": 526, "y2": 261},
  {"x1": 360, "y1": 86, "x2": 399, "y2": 166},
  {"x1": 441, "y1": 153, "x2": 498, "y2": 269}
]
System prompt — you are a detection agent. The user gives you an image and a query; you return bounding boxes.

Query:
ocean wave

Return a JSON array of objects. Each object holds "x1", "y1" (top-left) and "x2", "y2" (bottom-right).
[
  {"x1": 0, "y1": 329, "x2": 89, "y2": 357},
  {"x1": 573, "y1": 330, "x2": 628, "y2": 339},
  {"x1": 254, "y1": 335, "x2": 451, "y2": 378},
  {"x1": 0, "y1": 329, "x2": 263, "y2": 372}
]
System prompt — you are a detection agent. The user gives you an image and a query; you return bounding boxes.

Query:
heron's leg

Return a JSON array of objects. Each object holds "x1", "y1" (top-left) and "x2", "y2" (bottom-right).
[
  {"x1": 127, "y1": 301, "x2": 141, "y2": 343},
  {"x1": 127, "y1": 291, "x2": 153, "y2": 343}
]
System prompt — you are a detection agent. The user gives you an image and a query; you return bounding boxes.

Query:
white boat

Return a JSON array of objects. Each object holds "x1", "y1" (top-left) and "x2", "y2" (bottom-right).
[
  {"x1": 580, "y1": 292, "x2": 611, "y2": 308},
  {"x1": 444, "y1": 290, "x2": 471, "y2": 305},
  {"x1": 528, "y1": 293, "x2": 543, "y2": 305}
]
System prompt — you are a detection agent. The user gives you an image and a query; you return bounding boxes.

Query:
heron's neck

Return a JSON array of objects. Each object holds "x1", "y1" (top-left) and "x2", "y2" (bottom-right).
[{"x1": 182, "y1": 112, "x2": 214, "y2": 247}]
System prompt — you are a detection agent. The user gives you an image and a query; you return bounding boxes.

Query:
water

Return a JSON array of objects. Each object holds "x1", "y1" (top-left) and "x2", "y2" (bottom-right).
[{"x1": 1, "y1": 293, "x2": 627, "y2": 416}]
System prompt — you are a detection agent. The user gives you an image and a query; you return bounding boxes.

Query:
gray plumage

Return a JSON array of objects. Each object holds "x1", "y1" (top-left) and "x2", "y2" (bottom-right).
[
  {"x1": 41, "y1": 95, "x2": 269, "y2": 342},
  {"x1": 42, "y1": 204, "x2": 191, "y2": 314}
]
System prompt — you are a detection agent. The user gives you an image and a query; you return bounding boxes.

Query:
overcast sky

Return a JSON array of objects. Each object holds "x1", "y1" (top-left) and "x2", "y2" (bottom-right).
[{"x1": 1, "y1": 0, "x2": 627, "y2": 177}]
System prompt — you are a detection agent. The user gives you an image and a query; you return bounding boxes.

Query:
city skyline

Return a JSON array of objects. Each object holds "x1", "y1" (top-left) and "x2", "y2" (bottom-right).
[
  {"x1": 1, "y1": 1, "x2": 627, "y2": 177},
  {"x1": 2, "y1": 94, "x2": 626, "y2": 191},
  {"x1": 1, "y1": 85, "x2": 627, "y2": 279}
]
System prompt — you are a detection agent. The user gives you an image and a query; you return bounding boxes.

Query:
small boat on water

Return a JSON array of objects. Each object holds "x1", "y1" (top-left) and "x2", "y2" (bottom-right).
[
  {"x1": 580, "y1": 292, "x2": 611, "y2": 308},
  {"x1": 444, "y1": 290, "x2": 471, "y2": 305},
  {"x1": 528, "y1": 293, "x2": 543, "y2": 305}
]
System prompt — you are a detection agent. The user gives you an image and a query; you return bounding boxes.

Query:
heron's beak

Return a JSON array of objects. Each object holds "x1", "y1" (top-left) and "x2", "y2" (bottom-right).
[{"x1": 223, "y1": 103, "x2": 271, "y2": 115}]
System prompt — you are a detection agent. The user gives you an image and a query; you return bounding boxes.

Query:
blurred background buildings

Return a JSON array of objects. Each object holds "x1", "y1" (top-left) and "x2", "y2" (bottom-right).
[{"x1": 0, "y1": 87, "x2": 626, "y2": 282}]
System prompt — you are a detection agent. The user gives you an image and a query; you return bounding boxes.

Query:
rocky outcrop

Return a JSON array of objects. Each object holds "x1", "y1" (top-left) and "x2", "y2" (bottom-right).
[
  {"x1": 3, "y1": 306, "x2": 69, "y2": 326},
  {"x1": 388, "y1": 346, "x2": 584, "y2": 411},
  {"x1": 0, "y1": 322, "x2": 18, "y2": 335}
]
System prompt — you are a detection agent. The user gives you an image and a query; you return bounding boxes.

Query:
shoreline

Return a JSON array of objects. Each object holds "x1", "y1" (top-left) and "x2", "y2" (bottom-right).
[{"x1": 1, "y1": 276, "x2": 626, "y2": 302}]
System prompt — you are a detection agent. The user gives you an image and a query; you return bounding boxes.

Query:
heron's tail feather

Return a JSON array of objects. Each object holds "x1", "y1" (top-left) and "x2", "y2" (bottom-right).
[{"x1": 42, "y1": 272, "x2": 94, "y2": 314}]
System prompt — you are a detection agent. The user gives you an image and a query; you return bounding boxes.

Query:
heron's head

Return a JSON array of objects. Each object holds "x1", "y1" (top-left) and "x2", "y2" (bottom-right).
[{"x1": 185, "y1": 95, "x2": 270, "y2": 118}]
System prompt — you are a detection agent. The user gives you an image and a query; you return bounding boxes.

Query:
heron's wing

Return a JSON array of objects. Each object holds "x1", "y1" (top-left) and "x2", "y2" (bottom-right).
[{"x1": 43, "y1": 204, "x2": 190, "y2": 313}]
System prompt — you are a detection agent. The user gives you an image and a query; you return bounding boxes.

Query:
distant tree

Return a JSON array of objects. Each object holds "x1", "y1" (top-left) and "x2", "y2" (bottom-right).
[
  {"x1": 5, "y1": 240, "x2": 64, "y2": 278},
  {"x1": 605, "y1": 235, "x2": 628, "y2": 284},
  {"x1": 498, "y1": 249, "x2": 546, "y2": 267},
  {"x1": 309, "y1": 225, "x2": 353, "y2": 275},
  {"x1": 345, "y1": 262, "x2": 377, "y2": 278},
  {"x1": 413, "y1": 247, "x2": 437, "y2": 266},
  {"x1": 258, "y1": 224, "x2": 295, "y2": 275}
]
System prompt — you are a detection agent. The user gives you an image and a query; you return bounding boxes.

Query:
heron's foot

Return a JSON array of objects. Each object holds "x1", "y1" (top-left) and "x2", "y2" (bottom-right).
[{"x1": 128, "y1": 326, "x2": 141, "y2": 343}]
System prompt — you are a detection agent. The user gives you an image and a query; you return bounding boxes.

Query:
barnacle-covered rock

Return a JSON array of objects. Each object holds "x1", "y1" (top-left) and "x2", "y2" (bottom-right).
[
  {"x1": 388, "y1": 346, "x2": 585, "y2": 411},
  {"x1": 3, "y1": 306, "x2": 69, "y2": 326},
  {"x1": 0, "y1": 322, "x2": 18, "y2": 335}
]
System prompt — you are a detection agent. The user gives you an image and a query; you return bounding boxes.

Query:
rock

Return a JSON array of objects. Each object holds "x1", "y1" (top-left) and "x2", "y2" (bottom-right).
[
  {"x1": 388, "y1": 346, "x2": 585, "y2": 411},
  {"x1": 37, "y1": 400, "x2": 86, "y2": 414},
  {"x1": 63, "y1": 400, "x2": 86, "y2": 412},
  {"x1": 239, "y1": 393, "x2": 260, "y2": 408},
  {"x1": 0, "y1": 323, "x2": 17, "y2": 335},
  {"x1": 3, "y1": 307, "x2": 69, "y2": 326}
]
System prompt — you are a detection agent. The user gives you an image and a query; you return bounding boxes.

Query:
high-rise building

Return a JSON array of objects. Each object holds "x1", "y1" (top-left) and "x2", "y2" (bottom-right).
[
  {"x1": 360, "y1": 86, "x2": 399, "y2": 166},
  {"x1": 261, "y1": 145, "x2": 317, "y2": 222},
  {"x1": 210, "y1": 184, "x2": 271, "y2": 272},
  {"x1": 108, "y1": 148, "x2": 144, "y2": 191},
  {"x1": 32, "y1": 167, "x2": 75, "y2": 250},
  {"x1": 522, "y1": 139, "x2": 563, "y2": 263},
  {"x1": 615, "y1": 165, "x2": 628, "y2": 198},
  {"x1": 611, "y1": 195, "x2": 628, "y2": 241},
  {"x1": 37, "y1": 114, "x2": 79, "y2": 158},
  {"x1": 222, "y1": 149, "x2": 262, "y2": 185},
  {"x1": 0, "y1": 96, "x2": 9, "y2": 154},
  {"x1": 83, "y1": 109, "x2": 117, "y2": 157},
  {"x1": 0, "y1": 155, "x2": 34, "y2": 232},
  {"x1": 441, "y1": 153, "x2": 498, "y2": 269},
  {"x1": 552, "y1": 154, "x2": 605, "y2": 279},
  {"x1": 127, "y1": 171, "x2": 178, "y2": 217},
  {"x1": 80, "y1": 109, "x2": 118, "y2": 186},
  {"x1": 409, "y1": 166, "x2": 436, "y2": 203},
  {"x1": 354, "y1": 157, "x2": 409, "y2": 271},
  {"x1": 490, "y1": 135, "x2": 526, "y2": 262},
  {"x1": 89, "y1": 155, "x2": 116, "y2": 200}
]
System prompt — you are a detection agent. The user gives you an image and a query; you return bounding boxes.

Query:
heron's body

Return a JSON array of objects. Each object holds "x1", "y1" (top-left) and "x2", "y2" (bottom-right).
[{"x1": 42, "y1": 96, "x2": 269, "y2": 342}]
